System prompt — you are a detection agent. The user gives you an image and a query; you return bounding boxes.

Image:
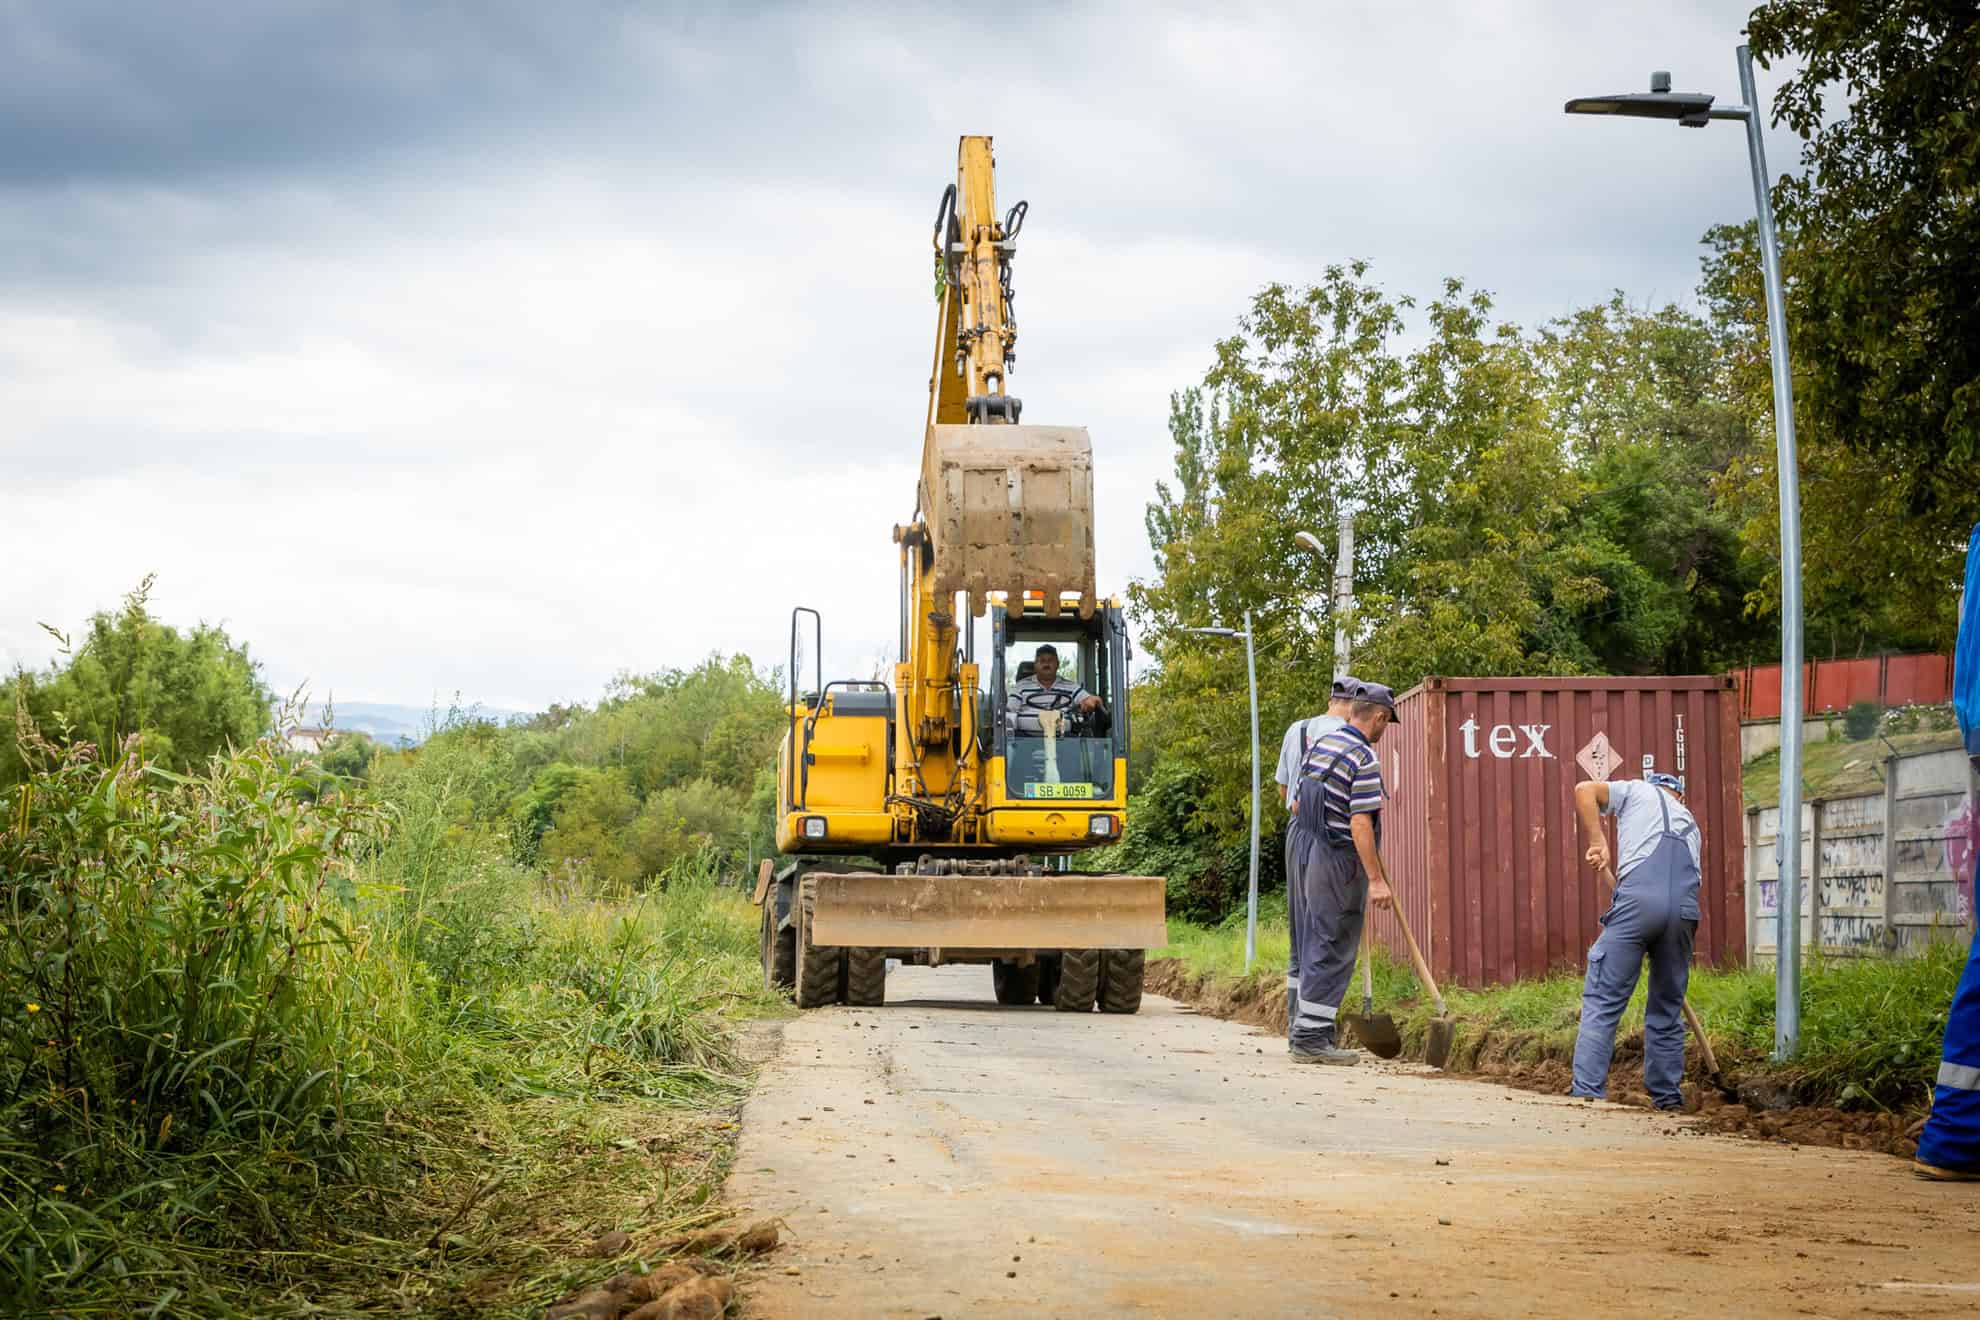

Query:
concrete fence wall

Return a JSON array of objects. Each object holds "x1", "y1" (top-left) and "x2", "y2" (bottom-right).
[{"x1": 1745, "y1": 747, "x2": 1978, "y2": 965}]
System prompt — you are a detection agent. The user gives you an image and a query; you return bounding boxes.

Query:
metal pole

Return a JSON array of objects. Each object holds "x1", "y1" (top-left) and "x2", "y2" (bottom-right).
[
  {"x1": 1332, "y1": 510, "x2": 1355, "y2": 679},
  {"x1": 1244, "y1": 608, "x2": 1260, "y2": 972},
  {"x1": 1738, "y1": 43, "x2": 1805, "y2": 1059}
]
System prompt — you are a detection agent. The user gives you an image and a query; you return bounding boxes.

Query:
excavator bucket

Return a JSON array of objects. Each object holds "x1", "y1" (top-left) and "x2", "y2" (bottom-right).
[
  {"x1": 809, "y1": 872, "x2": 1167, "y2": 950},
  {"x1": 920, "y1": 423, "x2": 1097, "y2": 618}
]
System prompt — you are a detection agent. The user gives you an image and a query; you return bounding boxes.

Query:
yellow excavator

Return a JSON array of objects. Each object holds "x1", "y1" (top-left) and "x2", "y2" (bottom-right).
[{"x1": 753, "y1": 136, "x2": 1167, "y2": 1012}]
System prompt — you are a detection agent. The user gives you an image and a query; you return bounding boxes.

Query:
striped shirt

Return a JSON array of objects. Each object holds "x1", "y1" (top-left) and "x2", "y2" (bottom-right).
[{"x1": 1294, "y1": 724, "x2": 1383, "y2": 843}]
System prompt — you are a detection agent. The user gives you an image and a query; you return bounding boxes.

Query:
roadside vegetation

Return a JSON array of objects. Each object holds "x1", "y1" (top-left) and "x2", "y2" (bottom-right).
[
  {"x1": 1157, "y1": 906, "x2": 1966, "y2": 1113},
  {"x1": 2, "y1": 593, "x2": 777, "y2": 1317}
]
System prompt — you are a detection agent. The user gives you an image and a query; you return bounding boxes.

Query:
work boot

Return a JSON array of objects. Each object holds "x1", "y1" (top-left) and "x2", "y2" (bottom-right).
[
  {"x1": 1913, "y1": 1159, "x2": 1980, "y2": 1182},
  {"x1": 1290, "y1": 1031, "x2": 1358, "y2": 1066}
]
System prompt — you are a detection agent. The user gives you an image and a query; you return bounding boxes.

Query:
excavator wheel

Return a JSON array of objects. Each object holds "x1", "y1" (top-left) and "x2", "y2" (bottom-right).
[
  {"x1": 1053, "y1": 949, "x2": 1100, "y2": 1012},
  {"x1": 1035, "y1": 954, "x2": 1061, "y2": 1006},
  {"x1": 1098, "y1": 949, "x2": 1145, "y2": 1014},
  {"x1": 795, "y1": 876, "x2": 846, "y2": 1009},
  {"x1": 992, "y1": 959, "x2": 1041, "y2": 1005},
  {"x1": 844, "y1": 947, "x2": 887, "y2": 1007},
  {"x1": 760, "y1": 888, "x2": 796, "y2": 992}
]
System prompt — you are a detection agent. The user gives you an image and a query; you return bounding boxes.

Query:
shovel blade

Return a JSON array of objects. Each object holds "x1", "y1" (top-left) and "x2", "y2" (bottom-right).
[
  {"x1": 1344, "y1": 1012, "x2": 1403, "y2": 1060},
  {"x1": 1425, "y1": 1016, "x2": 1456, "y2": 1070}
]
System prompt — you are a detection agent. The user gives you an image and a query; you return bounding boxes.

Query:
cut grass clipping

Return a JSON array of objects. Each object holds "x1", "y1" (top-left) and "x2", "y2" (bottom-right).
[{"x1": 2, "y1": 719, "x2": 777, "y2": 1317}]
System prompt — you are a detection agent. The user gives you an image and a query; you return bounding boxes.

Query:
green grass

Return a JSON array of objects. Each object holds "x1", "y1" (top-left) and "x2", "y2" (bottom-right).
[
  {"x1": 1740, "y1": 726, "x2": 1962, "y2": 807},
  {"x1": 2, "y1": 729, "x2": 776, "y2": 1317},
  {"x1": 1159, "y1": 911, "x2": 1968, "y2": 1109}
]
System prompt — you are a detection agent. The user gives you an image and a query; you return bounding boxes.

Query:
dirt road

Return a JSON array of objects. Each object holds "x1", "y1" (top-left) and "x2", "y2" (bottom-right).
[{"x1": 726, "y1": 967, "x2": 1978, "y2": 1318}]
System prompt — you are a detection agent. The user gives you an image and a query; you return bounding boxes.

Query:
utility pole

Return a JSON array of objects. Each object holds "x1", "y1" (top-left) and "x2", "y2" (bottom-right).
[{"x1": 1333, "y1": 509, "x2": 1355, "y2": 680}]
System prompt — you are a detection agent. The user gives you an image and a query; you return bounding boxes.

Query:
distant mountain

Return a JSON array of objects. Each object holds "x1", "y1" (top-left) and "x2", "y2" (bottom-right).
[{"x1": 296, "y1": 700, "x2": 529, "y2": 748}]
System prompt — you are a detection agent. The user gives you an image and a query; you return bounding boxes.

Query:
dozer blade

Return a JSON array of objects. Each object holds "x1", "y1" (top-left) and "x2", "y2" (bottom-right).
[
  {"x1": 920, "y1": 423, "x2": 1097, "y2": 618},
  {"x1": 810, "y1": 872, "x2": 1166, "y2": 950}
]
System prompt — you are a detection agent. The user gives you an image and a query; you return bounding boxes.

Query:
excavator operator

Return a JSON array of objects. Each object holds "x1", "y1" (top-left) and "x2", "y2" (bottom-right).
[{"x1": 1008, "y1": 644, "x2": 1106, "y2": 736}]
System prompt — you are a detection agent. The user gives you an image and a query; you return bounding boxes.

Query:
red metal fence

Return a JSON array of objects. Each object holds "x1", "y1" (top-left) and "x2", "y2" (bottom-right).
[
  {"x1": 1734, "y1": 653, "x2": 1952, "y2": 720},
  {"x1": 1372, "y1": 676, "x2": 1745, "y2": 988}
]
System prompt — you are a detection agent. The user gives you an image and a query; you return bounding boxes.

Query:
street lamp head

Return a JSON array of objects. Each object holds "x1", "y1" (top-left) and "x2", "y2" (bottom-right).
[
  {"x1": 1565, "y1": 71, "x2": 1715, "y2": 127},
  {"x1": 1293, "y1": 530, "x2": 1326, "y2": 556},
  {"x1": 1181, "y1": 626, "x2": 1239, "y2": 639}
]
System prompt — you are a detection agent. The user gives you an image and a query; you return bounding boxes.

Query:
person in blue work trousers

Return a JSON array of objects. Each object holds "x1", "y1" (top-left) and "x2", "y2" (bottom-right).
[
  {"x1": 1914, "y1": 759, "x2": 1980, "y2": 1181},
  {"x1": 1569, "y1": 771, "x2": 1699, "y2": 1109},
  {"x1": 1274, "y1": 675, "x2": 1357, "y2": 1029},
  {"x1": 1288, "y1": 682, "x2": 1398, "y2": 1065}
]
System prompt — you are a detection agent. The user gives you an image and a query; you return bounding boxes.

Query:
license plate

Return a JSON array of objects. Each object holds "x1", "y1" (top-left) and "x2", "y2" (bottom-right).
[{"x1": 1026, "y1": 782, "x2": 1096, "y2": 799}]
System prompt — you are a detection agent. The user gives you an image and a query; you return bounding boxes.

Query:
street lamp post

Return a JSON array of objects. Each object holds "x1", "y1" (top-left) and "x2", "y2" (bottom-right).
[
  {"x1": 1567, "y1": 47, "x2": 1806, "y2": 1059},
  {"x1": 1183, "y1": 612, "x2": 1260, "y2": 971}
]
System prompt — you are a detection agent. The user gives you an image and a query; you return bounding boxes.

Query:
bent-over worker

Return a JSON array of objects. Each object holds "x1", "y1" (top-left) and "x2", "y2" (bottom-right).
[
  {"x1": 1569, "y1": 771, "x2": 1699, "y2": 1109},
  {"x1": 1288, "y1": 684, "x2": 1398, "y2": 1065},
  {"x1": 1007, "y1": 643, "x2": 1104, "y2": 736},
  {"x1": 1274, "y1": 676, "x2": 1356, "y2": 1028}
]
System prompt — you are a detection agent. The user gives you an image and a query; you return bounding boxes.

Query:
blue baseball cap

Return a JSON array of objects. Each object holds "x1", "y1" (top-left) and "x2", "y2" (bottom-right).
[
  {"x1": 1330, "y1": 674, "x2": 1360, "y2": 698},
  {"x1": 1647, "y1": 771, "x2": 1685, "y2": 795}
]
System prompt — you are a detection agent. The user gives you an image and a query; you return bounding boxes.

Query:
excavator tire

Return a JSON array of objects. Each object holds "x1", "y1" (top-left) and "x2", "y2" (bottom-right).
[
  {"x1": 795, "y1": 876, "x2": 845, "y2": 1009},
  {"x1": 1035, "y1": 954, "x2": 1061, "y2": 1006},
  {"x1": 760, "y1": 891, "x2": 796, "y2": 992},
  {"x1": 1053, "y1": 949, "x2": 1100, "y2": 1013},
  {"x1": 992, "y1": 959, "x2": 1041, "y2": 1005},
  {"x1": 844, "y1": 947, "x2": 887, "y2": 1007},
  {"x1": 1098, "y1": 949, "x2": 1145, "y2": 1014}
]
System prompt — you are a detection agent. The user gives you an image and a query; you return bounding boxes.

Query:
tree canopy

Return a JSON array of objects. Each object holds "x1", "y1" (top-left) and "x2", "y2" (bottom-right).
[{"x1": 2, "y1": 579, "x2": 273, "y2": 787}]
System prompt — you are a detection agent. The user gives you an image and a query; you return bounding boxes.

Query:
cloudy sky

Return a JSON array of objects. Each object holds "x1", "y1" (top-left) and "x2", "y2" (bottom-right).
[{"x1": 2, "y1": 1, "x2": 1803, "y2": 714}]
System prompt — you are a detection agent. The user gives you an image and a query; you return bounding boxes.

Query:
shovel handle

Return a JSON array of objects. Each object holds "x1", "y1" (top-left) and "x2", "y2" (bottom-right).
[
  {"x1": 1605, "y1": 866, "x2": 1720, "y2": 1078},
  {"x1": 1679, "y1": 990, "x2": 1722, "y2": 1076},
  {"x1": 1386, "y1": 891, "x2": 1446, "y2": 1016},
  {"x1": 1361, "y1": 918, "x2": 1374, "y2": 1012}
]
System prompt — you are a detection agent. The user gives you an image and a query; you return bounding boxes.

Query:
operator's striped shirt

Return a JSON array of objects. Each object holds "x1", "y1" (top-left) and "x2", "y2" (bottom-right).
[{"x1": 1293, "y1": 723, "x2": 1383, "y2": 844}]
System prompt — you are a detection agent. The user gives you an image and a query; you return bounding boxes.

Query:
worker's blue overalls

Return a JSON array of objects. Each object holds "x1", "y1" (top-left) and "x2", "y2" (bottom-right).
[
  {"x1": 1289, "y1": 735, "x2": 1374, "y2": 1053},
  {"x1": 1570, "y1": 789, "x2": 1699, "y2": 1109},
  {"x1": 1916, "y1": 925, "x2": 1980, "y2": 1171}
]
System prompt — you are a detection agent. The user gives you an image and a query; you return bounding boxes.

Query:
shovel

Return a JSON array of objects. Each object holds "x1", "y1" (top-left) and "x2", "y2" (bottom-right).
[
  {"x1": 1599, "y1": 865, "x2": 1737, "y2": 1104},
  {"x1": 1387, "y1": 895, "x2": 1455, "y2": 1069},
  {"x1": 1342, "y1": 921, "x2": 1403, "y2": 1059}
]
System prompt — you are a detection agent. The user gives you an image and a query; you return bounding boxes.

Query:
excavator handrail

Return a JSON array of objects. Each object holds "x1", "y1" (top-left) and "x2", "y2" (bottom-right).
[{"x1": 788, "y1": 606, "x2": 821, "y2": 814}]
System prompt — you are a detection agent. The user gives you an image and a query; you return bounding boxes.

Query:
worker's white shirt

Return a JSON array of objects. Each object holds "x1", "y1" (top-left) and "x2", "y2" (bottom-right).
[
  {"x1": 1275, "y1": 713, "x2": 1345, "y2": 791},
  {"x1": 1606, "y1": 780, "x2": 1701, "y2": 879},
  {"x1": 1009, "y1": 676, "x2": 1092, "y2": 736}
]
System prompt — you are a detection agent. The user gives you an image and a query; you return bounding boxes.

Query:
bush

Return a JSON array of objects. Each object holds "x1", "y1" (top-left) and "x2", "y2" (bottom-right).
[
  {"x1": 1, "y1": 730, "x2": 390, "y2": 1308},
  {"x1": 1843, "y1": 700, "x2": 1882, "y2": 741},
  {"x1": 0, "y1": 710, "x2": 764, "y2": 1313}
]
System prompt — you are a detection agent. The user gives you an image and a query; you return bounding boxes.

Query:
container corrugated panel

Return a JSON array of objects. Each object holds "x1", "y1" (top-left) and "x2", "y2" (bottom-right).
[{"x1": 1370, "y1": 676, "x2": 1745, "y2": 988}]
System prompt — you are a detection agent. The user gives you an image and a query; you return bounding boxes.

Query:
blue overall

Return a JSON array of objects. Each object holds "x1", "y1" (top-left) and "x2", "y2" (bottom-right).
[
  {"x1": 1288, "y1": 739, "x2": 1376, "y2": 1053},
  {"x1": 1571, "y1": 789, "x2": 1699, "y2": 1108},
  {"x1": 1917, "y1": 924, "x2": 1980, "y2": 1171}
]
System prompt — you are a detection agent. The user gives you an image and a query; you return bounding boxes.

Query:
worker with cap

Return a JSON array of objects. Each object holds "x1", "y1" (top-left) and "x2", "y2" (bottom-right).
[
  {"x1": 1273, "y1": 676, "x2": 1357, "y2": 1028},
  {"x1": 1288, "y1": 682, "x2": 1398, "y2": 1064},
  {"x1": 1569, "y1": 770, "x2": 1701, "y2": 1109}
]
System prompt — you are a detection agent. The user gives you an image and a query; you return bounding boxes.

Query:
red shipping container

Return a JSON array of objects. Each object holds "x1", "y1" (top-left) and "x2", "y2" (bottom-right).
[{"x1": 1371, "y1": 676, "x2": 1745, "y2": 988}]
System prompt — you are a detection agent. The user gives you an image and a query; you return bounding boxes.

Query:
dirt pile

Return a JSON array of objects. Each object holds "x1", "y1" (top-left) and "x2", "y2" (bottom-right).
[
  {"x1": 1147, "y1": 957, "x2": 1928, "y2": 1162},
  {"x1": 543, "y1": 1219, "x2": 782, "y2": 1320}
]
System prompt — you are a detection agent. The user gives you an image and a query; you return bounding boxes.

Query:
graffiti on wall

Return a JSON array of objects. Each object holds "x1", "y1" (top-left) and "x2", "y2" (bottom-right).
[{"x1": 1944, "y1": 794, "x2": 1978, "y2": 924}]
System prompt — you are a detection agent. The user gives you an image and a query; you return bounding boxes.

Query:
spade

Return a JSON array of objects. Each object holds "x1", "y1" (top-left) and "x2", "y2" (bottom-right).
[{"x1": 1342, "y1": 922, "x2": 1402, "y2": 1059}]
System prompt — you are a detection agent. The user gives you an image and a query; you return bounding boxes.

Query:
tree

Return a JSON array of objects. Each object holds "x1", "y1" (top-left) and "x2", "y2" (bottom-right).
[
  {"x1": 1740, "y1": 0, "x2": 1980, "y2": 644},
  {"x1": 317, "y1": 731, "x2": 375, "y2": 782},
  {"x1": 1, "y1": 579, "x2": 273, "y2": 787},
  {"x1": 1701, "y1": 223, "x2": 1953, "y2": 655}
]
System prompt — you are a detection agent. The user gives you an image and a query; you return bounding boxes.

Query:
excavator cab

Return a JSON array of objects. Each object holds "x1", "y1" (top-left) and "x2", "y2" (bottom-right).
[{"x1": 990, "y1": 599, "x2": 1128, "y2": 810}]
